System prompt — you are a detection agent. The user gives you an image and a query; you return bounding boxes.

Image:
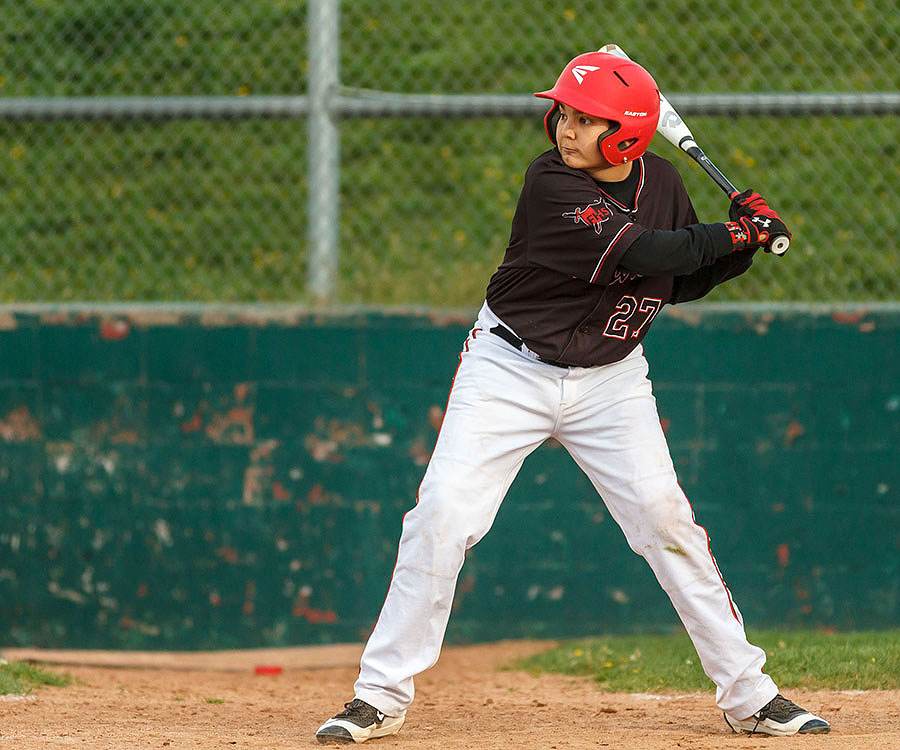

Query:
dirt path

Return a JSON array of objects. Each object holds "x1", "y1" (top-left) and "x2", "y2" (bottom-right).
[{"x1": 2, "y1": 641, "x2": 897, "y2": 749}]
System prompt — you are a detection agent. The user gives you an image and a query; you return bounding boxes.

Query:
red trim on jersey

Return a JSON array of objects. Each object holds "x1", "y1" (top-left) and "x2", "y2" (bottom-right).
[
  {"x1": 596, "y1": 156, "x2": 645, "y2": 214},
  {"x1": 591, "y1": 223, "x2": 633, "y2": 283}
]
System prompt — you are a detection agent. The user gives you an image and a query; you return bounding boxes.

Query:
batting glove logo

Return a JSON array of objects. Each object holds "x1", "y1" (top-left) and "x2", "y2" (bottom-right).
[{"x1": 562, "y1": 199, "x2": 612, "y2": 234}]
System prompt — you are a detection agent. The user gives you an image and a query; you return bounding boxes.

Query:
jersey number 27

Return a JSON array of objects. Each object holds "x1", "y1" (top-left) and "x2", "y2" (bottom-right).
[{"x1": 602, "y1": 295, "x2": 663, "y2": 340}]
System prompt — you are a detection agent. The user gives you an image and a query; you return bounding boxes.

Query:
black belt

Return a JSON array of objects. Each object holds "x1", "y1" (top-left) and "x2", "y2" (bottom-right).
[{"x1": 489, "y1": 325, "x2": 570, "y2": 369}]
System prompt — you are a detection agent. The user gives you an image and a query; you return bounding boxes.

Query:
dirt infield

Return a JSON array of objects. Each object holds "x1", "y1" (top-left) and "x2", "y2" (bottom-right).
[{"x1": 2, "y1": 640, "x2": 898, "y2": 749}]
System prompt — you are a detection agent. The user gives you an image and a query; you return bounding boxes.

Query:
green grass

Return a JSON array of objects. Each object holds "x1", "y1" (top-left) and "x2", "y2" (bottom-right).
[
  {"x1": 511, "y1": 630, "x2": 900, "y2": 693},
  {"x1": 0, "y1": 0, "x2": 898, "y2": 303},
  {"x1": 4, "y1": 0, "x2": 897, "y2": 96},
  {"x1": 3, "y1": 113, "x2": 896, "y2": 304},
  {"x1": 0, "y1": 660, "x2": 73, "y2": 696}
]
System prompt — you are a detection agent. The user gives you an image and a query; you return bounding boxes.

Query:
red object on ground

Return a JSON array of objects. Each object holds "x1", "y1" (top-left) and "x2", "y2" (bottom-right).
[{"x1": 254, "y1": 665, "x2": 283, "y2": 675}]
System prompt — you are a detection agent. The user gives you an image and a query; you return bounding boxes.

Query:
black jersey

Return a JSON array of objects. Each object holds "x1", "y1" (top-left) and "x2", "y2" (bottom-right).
[{"x1": 485, "y1": 148, "x2": 754, "y2": 367}]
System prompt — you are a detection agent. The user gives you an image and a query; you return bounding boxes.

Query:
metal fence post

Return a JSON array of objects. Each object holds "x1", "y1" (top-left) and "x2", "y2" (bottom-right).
[{"x1": 307, "y1": 0, "x2": 340, "y2": 304}]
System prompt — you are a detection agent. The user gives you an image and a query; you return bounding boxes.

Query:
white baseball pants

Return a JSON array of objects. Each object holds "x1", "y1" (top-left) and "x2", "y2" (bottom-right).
[{"x1": 354, "y1": 303, "x2": 777, "y2": 721}]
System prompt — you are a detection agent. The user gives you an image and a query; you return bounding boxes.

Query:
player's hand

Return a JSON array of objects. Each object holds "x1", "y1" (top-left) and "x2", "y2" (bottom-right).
[
  {"x1": 729, "y1": 189, "x2": 770, "y2": 220},
  {"x1": 726, "y1": 189, "x2": 791, "y2": 252}
]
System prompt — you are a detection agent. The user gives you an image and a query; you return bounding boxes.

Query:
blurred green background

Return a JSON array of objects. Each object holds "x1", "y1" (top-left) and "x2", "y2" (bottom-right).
[{"x1": 1, "y1": 0, "x2": 897, "y2": 304}]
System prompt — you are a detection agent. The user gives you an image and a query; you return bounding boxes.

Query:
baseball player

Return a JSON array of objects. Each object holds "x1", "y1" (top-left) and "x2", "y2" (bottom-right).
[{"x1": 316, "y1": 51, "x2": 829, "y2": 743}]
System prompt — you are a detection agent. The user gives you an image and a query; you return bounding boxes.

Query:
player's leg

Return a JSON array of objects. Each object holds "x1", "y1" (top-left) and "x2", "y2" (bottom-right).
[
  {"x1": 318, "y1": 325, "x2": 560, "y2": 742},
  {"x1": 555, "y1": 348, "x2": 778, "y2": 720}
]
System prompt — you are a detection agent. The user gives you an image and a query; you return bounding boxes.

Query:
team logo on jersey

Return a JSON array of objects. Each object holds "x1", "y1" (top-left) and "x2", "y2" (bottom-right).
[
  {"x1": 611, "y1": 268, "x2": 641, "y2": 285},
  {"x1": 562, "y1": 199, "x2": 612, "y2": 234}
]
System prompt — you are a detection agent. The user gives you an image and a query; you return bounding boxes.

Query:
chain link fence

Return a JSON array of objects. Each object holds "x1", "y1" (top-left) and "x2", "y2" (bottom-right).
[{"x1": 1, "y1": 0, "x2": 898, "y2": 304}]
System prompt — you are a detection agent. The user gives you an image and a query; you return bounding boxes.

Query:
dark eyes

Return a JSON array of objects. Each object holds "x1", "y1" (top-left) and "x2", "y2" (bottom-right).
[{"x1": 559, "y1": 112, "x2": 593, "y2": 125}]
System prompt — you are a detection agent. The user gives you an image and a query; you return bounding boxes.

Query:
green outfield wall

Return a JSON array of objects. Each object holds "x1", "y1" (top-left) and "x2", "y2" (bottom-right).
[{"x1": 1, "y1": 306, "x2": 898, "y2": 650}]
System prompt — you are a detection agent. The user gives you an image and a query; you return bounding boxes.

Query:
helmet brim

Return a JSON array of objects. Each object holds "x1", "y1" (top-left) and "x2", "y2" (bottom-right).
[{"x1": 533, "y1": 89, "x2": 619, "y2": 122}]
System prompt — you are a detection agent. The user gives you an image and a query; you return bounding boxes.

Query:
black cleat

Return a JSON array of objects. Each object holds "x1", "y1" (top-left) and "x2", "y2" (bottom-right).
[
  {"x1": 724, "y1": 693, "x2": 830, "y2": 736},
  {"x1": 316, "y1": 698, "x2": 405, "y2": 744}
]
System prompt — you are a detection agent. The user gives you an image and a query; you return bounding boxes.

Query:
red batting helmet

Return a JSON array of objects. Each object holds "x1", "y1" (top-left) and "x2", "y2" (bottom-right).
[{"x1": 535, "y1": 52, "x2": 660, "y2": 165}]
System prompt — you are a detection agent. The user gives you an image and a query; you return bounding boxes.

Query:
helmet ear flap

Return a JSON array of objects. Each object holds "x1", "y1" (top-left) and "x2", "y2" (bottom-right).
[
  {"x1": 543, "y1": 103, "x2": 560, "y2": 144},
  {"x1": 597, "y1": 120, "x2": 622, "y2": 163}
]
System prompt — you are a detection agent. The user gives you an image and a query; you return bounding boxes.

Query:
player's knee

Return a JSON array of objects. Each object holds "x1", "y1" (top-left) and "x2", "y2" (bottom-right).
[
  {"x1": 418, "y1": 468, "x2": 496, "y2": 536},
  {"x1": 399, "y1": 489, "x2": 491, "y2": 578},
  {"x1": 419, "y1": 494, "x2": 491, "y2": 545},
  {"x1": 627, "y1": 478, "x2": 695, "y2": 547}
]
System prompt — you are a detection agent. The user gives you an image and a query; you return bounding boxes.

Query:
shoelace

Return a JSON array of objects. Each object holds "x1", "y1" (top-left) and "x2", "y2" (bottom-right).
[
  {"x1": 747, "y1": 694, "x2": 791, "y2": 735},
  {"x1": 336, "y1": 699, "x2": 367, "y2": 718}
]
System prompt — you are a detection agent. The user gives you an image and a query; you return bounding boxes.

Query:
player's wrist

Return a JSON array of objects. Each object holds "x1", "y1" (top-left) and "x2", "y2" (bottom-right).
[{"x1": 723, "y1": 218, "x2": 764, "y2": 252}]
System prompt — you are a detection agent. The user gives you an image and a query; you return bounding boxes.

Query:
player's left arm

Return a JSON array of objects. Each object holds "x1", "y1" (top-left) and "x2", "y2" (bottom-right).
[
  {"x1": 619, "y1": 222, "x2": 738, "y2": 276},
  {"x1": 620, "y1": 188, "x2": 789, "y2": 278},
  {"x1": 617, "y1": 154, "x2": 740, "y2": 277},
  {"x1": 669, "y1": 189, "x2": 789, "y2": 303},
  {"x1": 669, "y1": 250, "x2": 759, "y2": 304}
]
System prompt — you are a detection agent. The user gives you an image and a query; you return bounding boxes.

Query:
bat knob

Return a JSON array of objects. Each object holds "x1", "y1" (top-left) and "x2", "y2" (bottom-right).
[{"x1": 770, "y1": 235, "x2": 790, "y2": 256}]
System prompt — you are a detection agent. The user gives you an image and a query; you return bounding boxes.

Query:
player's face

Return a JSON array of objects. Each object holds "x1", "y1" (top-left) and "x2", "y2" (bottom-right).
[{"x1": 555, "y1": 103, "x2": 617, "y2": 177}]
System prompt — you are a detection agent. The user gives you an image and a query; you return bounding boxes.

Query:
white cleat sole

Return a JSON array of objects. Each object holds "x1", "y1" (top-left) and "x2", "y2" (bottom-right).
[
  {"x1": 316, "y1": 714, "x2": 405, "y2": 744},
  {"x1": 724, "y1": 712, "x2": 830, "y2": 736}
]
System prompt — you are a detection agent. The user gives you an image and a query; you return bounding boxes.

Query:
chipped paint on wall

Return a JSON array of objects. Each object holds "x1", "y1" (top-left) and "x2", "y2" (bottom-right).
[
  {"x1": 0, "y1": 307, "x2": 898, "y2": 649},
  {"x1": 0, "y1": 406, "x2": 42, "y2": 441}
]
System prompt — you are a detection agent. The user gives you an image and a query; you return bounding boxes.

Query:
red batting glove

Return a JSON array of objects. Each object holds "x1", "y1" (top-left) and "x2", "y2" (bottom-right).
[
  {"x1": 726, "y1": 189, "x2": 791, "y2": 252},
  {"x1": 729, "y1": 189, "x2": 769, "y2": 220}
]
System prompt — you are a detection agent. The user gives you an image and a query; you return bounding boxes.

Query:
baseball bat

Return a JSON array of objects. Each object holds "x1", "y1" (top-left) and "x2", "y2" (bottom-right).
[{"x1": 598, "y1": 44, "x2": 790, "y2": 256}]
